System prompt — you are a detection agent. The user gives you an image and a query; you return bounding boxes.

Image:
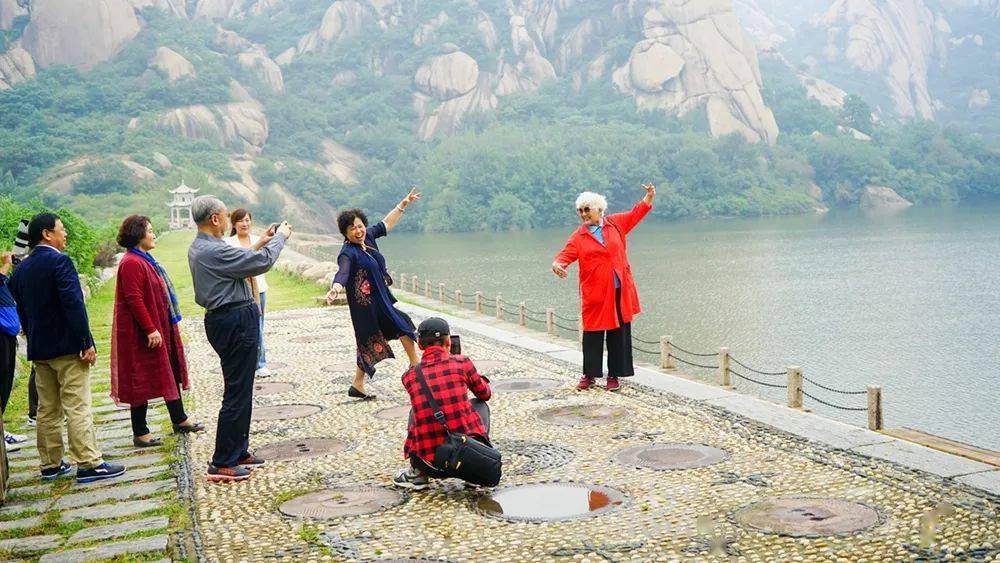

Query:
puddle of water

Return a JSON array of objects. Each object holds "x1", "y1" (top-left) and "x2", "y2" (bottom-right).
[{"x1": 476, "y1": 483, "x2": 626, "y2": 522}]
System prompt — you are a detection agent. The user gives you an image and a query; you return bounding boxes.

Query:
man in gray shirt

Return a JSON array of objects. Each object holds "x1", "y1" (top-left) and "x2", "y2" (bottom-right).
[{"x1": 188, "y1": 195, "x2": 292, "y2": 482}]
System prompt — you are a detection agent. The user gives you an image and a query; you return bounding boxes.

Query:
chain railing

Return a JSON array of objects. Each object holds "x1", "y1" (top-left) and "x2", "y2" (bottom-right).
[{"x1": 392, "y1": 271, "x2": 885, "y2": 431}]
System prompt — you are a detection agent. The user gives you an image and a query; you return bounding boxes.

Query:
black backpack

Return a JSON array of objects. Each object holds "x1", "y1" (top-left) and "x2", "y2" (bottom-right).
[{"x1": 414, "y1": 364, "x2": 502, "y2": 487}]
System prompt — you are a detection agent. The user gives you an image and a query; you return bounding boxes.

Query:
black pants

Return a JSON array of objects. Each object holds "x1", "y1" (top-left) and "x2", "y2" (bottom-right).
[
  {"x1": 130, "y1": 391, "x2": 189, "y2": 437},
  {"x1": 0, "y1": 334, "x2": 15, "y2": 413},
  {"x1": 582, "y1": 287, "x2": 634, "y2": 379},
  {"x1": 204, "y1": 302, "x2": 260, "y2": 468},
  {"x1": 410, "y1": 399, "x2": 491, "y2": 479}
]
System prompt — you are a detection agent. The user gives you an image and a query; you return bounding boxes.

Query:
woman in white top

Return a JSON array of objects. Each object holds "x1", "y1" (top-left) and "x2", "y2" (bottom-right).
[{"x1": 225, "y1": 208, "x2": 272, "y2": 377}]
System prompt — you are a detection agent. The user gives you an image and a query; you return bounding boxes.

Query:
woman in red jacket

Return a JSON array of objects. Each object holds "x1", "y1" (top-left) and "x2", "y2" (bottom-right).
[
  {"x1": 111, "y1": 215, "x2": 203, "y2": 447},
  {"x1": 552, "y1": 184, "x2": 655, "y2": 391}
]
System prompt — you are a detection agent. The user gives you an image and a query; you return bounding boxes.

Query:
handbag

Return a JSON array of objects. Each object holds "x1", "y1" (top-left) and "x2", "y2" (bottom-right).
[{"x1": 413, "y1": 364, "x2": 502, "y2": 487}]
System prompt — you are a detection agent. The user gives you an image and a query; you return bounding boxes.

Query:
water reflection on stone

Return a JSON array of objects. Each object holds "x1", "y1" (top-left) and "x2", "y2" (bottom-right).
[{"x1": 476, "y1": 483, "x2": 626, "y2": 522}]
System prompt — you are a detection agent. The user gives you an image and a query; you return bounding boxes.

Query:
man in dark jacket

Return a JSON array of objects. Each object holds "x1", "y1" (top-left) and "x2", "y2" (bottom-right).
[{"x1": 9, "y1": 213, "x2": 125, "y2": 484}]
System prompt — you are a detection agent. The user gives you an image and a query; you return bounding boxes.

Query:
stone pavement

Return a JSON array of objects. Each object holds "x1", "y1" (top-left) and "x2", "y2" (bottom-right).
[
  {"x1": 181, "y1": 302, "x2": 1000, "y2": 562},
  {"x1": 0, "y1": 381, "x2": 181, "y2": 561}
]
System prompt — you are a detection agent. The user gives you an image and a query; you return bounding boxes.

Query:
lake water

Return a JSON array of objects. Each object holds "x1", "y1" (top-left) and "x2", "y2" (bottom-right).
[{"x1": 326, "y1": 202, "x2": 1000, "y2": 450}]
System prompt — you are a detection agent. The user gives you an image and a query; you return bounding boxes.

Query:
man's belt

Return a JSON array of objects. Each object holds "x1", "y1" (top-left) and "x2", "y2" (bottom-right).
[{"x1": 207, "y1": 300, "x2": 254, "y2": 314}]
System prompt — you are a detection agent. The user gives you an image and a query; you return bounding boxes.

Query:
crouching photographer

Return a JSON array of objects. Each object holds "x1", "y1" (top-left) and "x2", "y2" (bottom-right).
[{"x1": 394, "y1": 317, "x2": 501, "y2": 490}]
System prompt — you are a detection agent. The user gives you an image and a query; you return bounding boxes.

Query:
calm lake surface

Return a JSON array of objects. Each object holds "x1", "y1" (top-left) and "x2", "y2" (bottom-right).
[{"x1": 337, "y1": 202, "x2": 1000, "y2": 449}]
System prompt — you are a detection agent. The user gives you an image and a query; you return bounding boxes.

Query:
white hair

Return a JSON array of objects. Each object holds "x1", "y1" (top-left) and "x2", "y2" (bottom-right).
[
  {"x1": 575, "y1": 191, "x2": 607, "y2": 213},
  {"x1": 191, "y1": 195, "x2": 226, "y2": 225}
]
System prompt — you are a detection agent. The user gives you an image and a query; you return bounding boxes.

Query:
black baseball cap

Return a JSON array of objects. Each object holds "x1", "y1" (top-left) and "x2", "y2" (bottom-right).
[{"x1": 417, "y1": 317, "x2": 450, "y2": 338}]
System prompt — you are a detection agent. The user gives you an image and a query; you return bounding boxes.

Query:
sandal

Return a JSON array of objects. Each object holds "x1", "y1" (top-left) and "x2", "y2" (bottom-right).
[
  {"x1": 133, "y1": 436, "x2": 162, "y2": 448},
  {"x1": 172, "y1": 421, "x2": 206, "y2": 434}
]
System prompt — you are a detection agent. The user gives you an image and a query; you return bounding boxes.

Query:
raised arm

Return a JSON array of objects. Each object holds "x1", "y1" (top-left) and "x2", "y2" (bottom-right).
[
  {"x1": 210, "y1": 232, "x2": 287, "y2": 279},
  {"x1": 606, "y1": 183, "x2": 655, "y2": 235},
  {"x1": 381, "y1": 187, "x2": 422, "y2": 233}
]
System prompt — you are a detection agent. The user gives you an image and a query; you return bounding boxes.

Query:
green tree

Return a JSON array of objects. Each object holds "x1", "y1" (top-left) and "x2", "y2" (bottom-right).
[{"x1": 841, "y1": 94, "x2": 874, "y2": 135}]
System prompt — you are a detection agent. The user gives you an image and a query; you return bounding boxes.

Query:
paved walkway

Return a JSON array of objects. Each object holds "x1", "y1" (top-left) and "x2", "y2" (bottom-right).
[
  {"x1": 0, "y1": 371, "x2": 182, "y2": 561},
  {"x1": 180, "y1": 299, "x2": 1000, "y2": 562}
]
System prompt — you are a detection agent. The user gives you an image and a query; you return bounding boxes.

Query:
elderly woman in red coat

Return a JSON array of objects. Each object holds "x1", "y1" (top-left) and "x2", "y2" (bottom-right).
[
  {"x1": 111, "y1": 215, "x2": 203, "y2": 447},
  {"x1": 552, "y1": 183, "x2": 655, "y2": 391}
]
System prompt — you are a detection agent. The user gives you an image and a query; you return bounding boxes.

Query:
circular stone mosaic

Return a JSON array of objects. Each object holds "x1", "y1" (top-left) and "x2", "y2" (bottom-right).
[
  {"x1": 475, "y1": 482, "x2": 628, "y2": 523},
  {"x1": 493, "y1": 378, "x2": 561, "y2": 393},
  {"x1": 279, "y1": 487, "x2": 403, "y2": 519},
  {"x1": 613, "y1": 443, "x2": 730, "y2": 470},
  {"x1": 536, "y1": 404, "x2": 629, "y2": 426},
  {"x1": 374, "y1": 405, "x2": 411, "y2": 421},
  {"x1": 252, "y1": 404, "x2": 323, "y2": 421},
  {"x1": 255, "y1": 438, "x2": 348, "y2": 462},
  {"x1": 731, "y1": 497, "x2": 882, "y2": 538},
  {"x1": 253, "y1": 382, "x2": 296, "y2": 396},
  {"x1": 493, "y1": 439, "x2": 575, "y2": 476}
]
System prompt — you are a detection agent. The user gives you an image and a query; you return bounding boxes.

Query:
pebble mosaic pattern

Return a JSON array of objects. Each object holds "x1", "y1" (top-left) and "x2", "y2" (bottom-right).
[{"x1": 182, "y1": 306, "x2": 1000, "y2": 562}]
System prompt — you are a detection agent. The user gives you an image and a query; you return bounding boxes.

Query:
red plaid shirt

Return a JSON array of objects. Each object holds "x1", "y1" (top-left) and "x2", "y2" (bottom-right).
[{"x1": 402, "y1": 346, "x2": 492, "y2": 464}]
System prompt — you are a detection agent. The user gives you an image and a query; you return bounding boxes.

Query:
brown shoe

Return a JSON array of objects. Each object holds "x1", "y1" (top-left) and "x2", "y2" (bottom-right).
[
  {"x1": 237, "y1": 453, "x2": 265, "y2": 467},
  {"x1": 576, "y1": 376, "x2": 595, "y2": 390},
  {"x1": 206, "y1": 464, "x2": 251, "y2": 482}
]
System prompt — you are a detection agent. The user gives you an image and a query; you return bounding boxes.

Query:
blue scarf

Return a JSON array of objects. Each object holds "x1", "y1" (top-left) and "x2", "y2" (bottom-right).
[{"x1": 130, "y1": 248, "x2": 182, "y2": 324}]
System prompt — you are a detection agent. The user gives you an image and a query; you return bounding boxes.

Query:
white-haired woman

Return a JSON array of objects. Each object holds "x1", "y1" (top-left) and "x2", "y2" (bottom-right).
[{"x1": 552, "y1": 184, "x2": 655, "y2": 391}]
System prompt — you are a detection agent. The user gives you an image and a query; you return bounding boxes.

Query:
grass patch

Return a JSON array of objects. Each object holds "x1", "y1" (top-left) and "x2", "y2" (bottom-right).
[{"x1": 270, "y1": 487, "x2": 317, "y2": 510}]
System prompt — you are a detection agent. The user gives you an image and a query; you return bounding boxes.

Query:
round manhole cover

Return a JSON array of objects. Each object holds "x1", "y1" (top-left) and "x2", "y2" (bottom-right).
[
  {"x1": 472, "y1": 359, "x2": 507, "y2": 374},
  {"x1": 613, "y1": 443, "x2": 729, "y2": 470},
  {"x1": 493, "y1": 378, "x2": 561, "y2": 393},
  {"x1": 253, "y1": 404, "x2": 323, "y2": 421},
  {"x1": 537, "y1": 404, "x2": 629, "y2": 426},
  {"x1": 253, "y1": 382, "x2": 296, "y2": 396},
  {"x1": 322, "y1": 361, "x2": 359, "y2": 374},
  {"x1": 290, "y1": 334, "x2": 329, "y2": 344},
  {"x1": 374, "y1": 405, "x2": 410, "y2": 420},
  {"x1": 254, "y1": 438, "x2": 348, "y2": 461},
  {"x1": 475, "y1": 482, "x2": 628, "y2": 522},
  {"x1": 732, "y1": 497, "x2": 882, "y2": 537},
  {"x1": 279, "y1": 487, "x2": 403, "y2": 519}
]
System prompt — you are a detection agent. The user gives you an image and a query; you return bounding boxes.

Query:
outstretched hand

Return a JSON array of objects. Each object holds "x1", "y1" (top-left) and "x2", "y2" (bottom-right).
[
  {"x1": 326, "y1": 282, "x2": 344, "y2": 305},
  {"x1": 401, "y1": 187, "x2": 422, "y2": 208},
  {"x1": 551, "y1": 262, "x2": 568, "y2": 279}
]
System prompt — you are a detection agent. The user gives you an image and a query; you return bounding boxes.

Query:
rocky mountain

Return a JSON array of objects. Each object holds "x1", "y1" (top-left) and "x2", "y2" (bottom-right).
[{"x1": 1, "y1": 0, "x2": 997, "y2": 232}]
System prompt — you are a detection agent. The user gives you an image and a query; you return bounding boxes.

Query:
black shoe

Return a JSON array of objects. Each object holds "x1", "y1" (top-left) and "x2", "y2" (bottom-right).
[
  {"x1": 76, "y1": 462, "x2": 126, "y2": 483},
  {"x1": 40, "y1": 460, "x2": 73, "y2": 481},
  {"x1": 133, "y1": 436, "x2": 162, "y2": 448},
  {"x1": 348, "y1": 386, "x2": 376, "y2": 400},
  {"x1": 172, "y1": 420, "x2": 206, "y2": 434}
]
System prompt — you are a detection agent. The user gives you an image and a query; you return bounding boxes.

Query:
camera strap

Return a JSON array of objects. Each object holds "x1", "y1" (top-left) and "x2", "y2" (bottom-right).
[{"x1": 413, "y1": 364, "x2": 451, "y2": 433}]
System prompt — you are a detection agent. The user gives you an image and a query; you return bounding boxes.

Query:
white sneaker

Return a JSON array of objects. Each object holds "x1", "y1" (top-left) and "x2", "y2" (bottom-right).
[
  {"x1": 5, "y1": 431, "x2": 27, "y2": 444},
  {"x1": 26, "y1": 416, "x2": 36, "y2": 427},
  {"x1": 5, "y1": 442, "x2": 20, "y2": 453},
  {"x1": 255, "y1": 367, "x2": 272, "y2": 378}
]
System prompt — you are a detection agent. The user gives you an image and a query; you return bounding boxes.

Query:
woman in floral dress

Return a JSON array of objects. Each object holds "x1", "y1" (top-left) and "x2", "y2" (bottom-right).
[{"x1": 327, "y1": 188, "x2": 421, "y2": 399}]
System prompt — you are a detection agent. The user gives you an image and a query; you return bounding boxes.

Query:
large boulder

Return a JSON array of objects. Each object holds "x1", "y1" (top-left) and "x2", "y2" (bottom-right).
[
  {"x1": 153, "y1": 102, "x2": 269, "y2": 155},
  {"x1": 0, "y1": 46, "x2": 35, "y2": 90},
  {"x1": 296, "y1": 1, "x2": 373, "y2": 55},
  {"x1": 414, "y1": 51, "x2": 479, "y2": 99},
  {"x1": 193, "y1": 0, "x2": 243, "y2": 19},
  {"x1": 237, "y1": 50, "x2": 284, "y2": 93},
  {"x1": 798, "y1": 74, "x2": 847, "y2": 108},
  {"x1": 859, "y1": 185, "x2": 913, "y2": 211},
  {"x1": 21, "y1": 0, "x2": 141, "y2": 70},
  {"x1": 816, "y1": 0, "x2": 947, "y2": 118},
  {"x1": 0, "y1": 0, "x2": 28, "y2": 30},
  {"x1": 148, "y1": 47, "x2": 195, "y2": 81},
  {"x1": 612, "y1": 0, "x2": 779, "y2": 144}
]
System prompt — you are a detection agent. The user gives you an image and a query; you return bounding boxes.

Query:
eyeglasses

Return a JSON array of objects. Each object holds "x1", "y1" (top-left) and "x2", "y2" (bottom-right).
[{"x1": 577, "y1": 207, "x2": 591, "y2": 213}]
